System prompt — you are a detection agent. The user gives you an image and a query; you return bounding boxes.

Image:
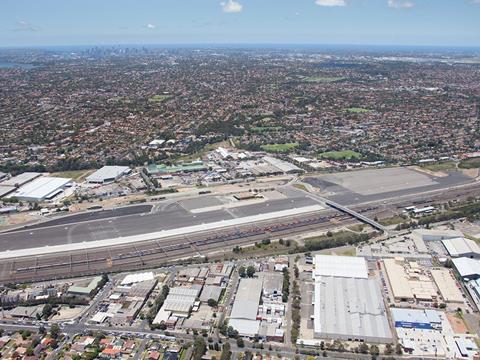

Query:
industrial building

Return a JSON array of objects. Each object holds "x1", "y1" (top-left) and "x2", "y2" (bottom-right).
[
  {"x1": 390, "y1": 308, "x2": 442, "y2": 330},
  {"x1": 0, "y1": 172, "x2": 41, "y2": 187},
  {"x1": 67, "y1": 276, "x2": 102, "y2": 297},
  {"x1": 383, "y1": 258, "x2": 437, "y2": 302},
  {"x1": 121, "y1": 272, "x2": 155, "y2": 286},
  {"x1": 159, "y1": 287, "x2": 200, "y2": 318},
  {"x1": 312, "y1": 255, "x2": 392, "y2": 343},
  {"x1": 9, "y1": 176, "x2": 72, "y2": 202},
  {"x1": 313, "y1": 254, "x2": 368, "y2": 279},
  {"x1": 413, "y1": 229, "x2": 463, "y2": 242},
  {"x1": 442, "y1": 237, "x2": 480, "y2": 259},
  {"x1": 86, "y1": 166, "x2": 131, "y2": 184},
  {"x1": 430, "y1": 268, "x2": 464, "y2": 303},
  {"x1": 313, "y1": 276, "x2": 392, "y2": 343},
  {"x1": 262, "y1": 156, "x2": 304, "y2": 174},
  {"x1": 229, "y1": 278, "x2": 263, "y2": 337},
  {"x1": 452, "y1": 257, "x2": 480, "y2": 280},
  {"x1": 199, "y1": 285, "x2": 222, "y2": 303}
]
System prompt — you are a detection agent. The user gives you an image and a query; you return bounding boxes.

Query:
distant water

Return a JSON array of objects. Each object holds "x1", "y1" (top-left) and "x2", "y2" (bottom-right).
[{"x1": 0, "y1": 62, "x2": 36, "y2": 69}]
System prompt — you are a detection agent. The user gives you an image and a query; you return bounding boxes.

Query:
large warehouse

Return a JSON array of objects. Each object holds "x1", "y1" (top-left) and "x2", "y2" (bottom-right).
[
  {"x1": 313, "y1": 255, "x2": 392, "y2": 343},
  {"x1": 86, "y1": 166, "x2": 131, "y2": 184},
  {"x1": 313, "y1": 254, "x2": 368, "y2": 279},
  {"x1": 383, "y1": 258, "x2": 437, "y2": 302},
  {"x1": 442, "y1": 238, "x2": 480, "y2": 259},
  {"x1": 9, "y1": 176, "x2": 72, "y2": 202},
  {"x1": 452, "y1": 258, "x2": 480, "y2": 280},
  {"x1": 229, "y1": 278, "x2": 263, "y2": 337}
]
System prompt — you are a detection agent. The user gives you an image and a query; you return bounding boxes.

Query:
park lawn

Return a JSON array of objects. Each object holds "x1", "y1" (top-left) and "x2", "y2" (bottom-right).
[
  {"x1": 148, "y1": 94, "x2": 172, "y2": 103},
  {"x1": 459, "y1": 157, "x2": 480, "y2": 169},
  {"x1": 345, "y1": 107, "x2": 372, "y2": 113},
  {"x1": 302, "y1": 76, "x2": 345, "y2": 83},
  {"x1": 421, "y1": 161, "x2": 456, "y2": 172},
  {"x1": 50, "y1": 169, "x2": 95, "y2": 180},
  {"x1": 261, "y1": 142, "x2": 299, "y2": 153},
  {"x1": 319, "y1": 150, "x2": 362, "y2": 160}
]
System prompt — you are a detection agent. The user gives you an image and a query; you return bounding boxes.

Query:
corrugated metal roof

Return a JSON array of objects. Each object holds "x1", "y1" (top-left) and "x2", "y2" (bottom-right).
[
  {"x1": 314, "y1": 276, "x2": 392, "y2": 342},
  {"x1": 314, "y1": 255, "x2": 368, "y2": 279},
  {"x1": 230, "y1": 278, "x2": 263, "y2": 320},
  {"x1": 442, "y1": 238, "x2": 480, "y2": 257},
  {"x1": 86, "y1": 166, "x2": 130, "y2": 183},
  {"x1": 12, "y1": 176, "x2": 71, "y2": 201}
]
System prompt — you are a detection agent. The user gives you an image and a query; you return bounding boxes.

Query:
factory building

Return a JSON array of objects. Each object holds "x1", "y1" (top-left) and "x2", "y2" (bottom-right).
[
  {"x1": 413, "y1": 229, "x2": 463, "y2": 242},
  {"x1": 229, "y1": 278, "x2": 263, "y2": 337},
  {"x1": 442, "y1": 238, "x2": 480, "y2": 259},
  {"x1": 67, "y1": 276, "x2": 102, "y2": 297},
  {"x1": 0, "y1": 172, "x2": 41, "y2": 188},
  {"x1": 430, "y1": 268, "x2": 464, "y2": 303},
  {"x1": 383, "y1": 258, "x2": 437, "y2": 302},
  {"x1": 452, "y1": 258, "x2": 480, "y2": 280},
  {"x1": 390, "y1": 308, "x2": 442, "y2": 330},
  {"x1": 312, "y1": 255, "x2": 392, "y2": 343},
  {"x1": 313, "y1": 254, "x2": 368, "y2": 279},
  {"x1": 86, "y1": 166, "x2": 131, "y2": 184},
  {"x1": 9, "y1": 176, "x2": 72, "y2": 202}
]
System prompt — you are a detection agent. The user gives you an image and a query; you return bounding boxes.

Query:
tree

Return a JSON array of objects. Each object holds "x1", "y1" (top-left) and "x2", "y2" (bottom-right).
[
  {"x1": 50, "y1": 323, "x2": 60, "y2": 339},
  {"x1": 42, "y1": 304, "x2": 53, "y2": 319},
  {"x1": 220, "y1": 342, "x2": 231, "y2": 360},
  {"x1": 238, "y1": 265, "x2": 246, "y2": 278},
  {"x1": 369, "y1": 344, "x2": 380, "y2": 356},
  {"x1": 192, "y1": 336, "x2": 207, "y2": 360},
  {"x1": 246, "y1": 265, "x2": 256, "y2": 278},
  {"x1": 384, "y1": 343, "x2": 393, "y2": 355},
  {"x1": 358, "y1": 343, "x2": 369, "y2": 354},
  {"x1": 237, "y1": 337, "x2": 245, "y2": 348},
  {"x1": 208, "y1": 298, "x2": 218, "y2": 307}
]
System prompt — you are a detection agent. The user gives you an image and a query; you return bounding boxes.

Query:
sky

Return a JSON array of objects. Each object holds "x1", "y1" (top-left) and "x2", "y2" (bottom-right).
[{"x1": 1, "y1": 0, "x2": 480, "y2": 47}]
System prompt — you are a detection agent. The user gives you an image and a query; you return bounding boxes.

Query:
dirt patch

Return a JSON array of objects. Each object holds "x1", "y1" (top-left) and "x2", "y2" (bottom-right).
[
  {"x1": 410, "y1": 165, "x2": 449, "y2": 178},
  {"x1": 447, "y1": 313, "x2": 469, "y2": 334}
]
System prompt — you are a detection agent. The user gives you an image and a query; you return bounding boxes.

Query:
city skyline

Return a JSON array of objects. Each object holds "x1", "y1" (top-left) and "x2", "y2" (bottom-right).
[{"x1": 1, "y1": 0, "x2": 480, "y2": 47}]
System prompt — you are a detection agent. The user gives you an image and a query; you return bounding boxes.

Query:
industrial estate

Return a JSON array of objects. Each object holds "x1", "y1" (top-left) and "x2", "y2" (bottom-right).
[{"x1": 0, "y1": 36, "x2": 480, "y2": 360}]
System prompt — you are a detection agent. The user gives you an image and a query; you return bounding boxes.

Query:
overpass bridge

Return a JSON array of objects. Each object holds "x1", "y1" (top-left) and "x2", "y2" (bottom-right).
[
  {"x1": 298, "y1": 188, "x2": 389, "y2": 234},
  {"x1": 323, "y1": 199, "x2": 389, "y2": 234}
]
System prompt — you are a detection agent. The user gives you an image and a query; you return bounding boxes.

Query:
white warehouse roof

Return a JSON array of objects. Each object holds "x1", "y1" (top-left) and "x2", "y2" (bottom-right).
[
  {"x1": 230, "y1": 278, "x2": 263, "y2": 320},
  {"x1": 314, "y1": 276, "x2": 392, "y2": 343},
  {"x1": 86, "y1": 166, "x2": 131, "y2": 183},
  {"x1": 263, "y1": 156, "x2": 303, "y2": 173},
  {"x1": 314, "y1": 255, "x2": 368, "y2": 279},
  {"x1": 121, "y1": 272, "x2": 154, "y2": 285},
  {"x1": 452, "y1": 257, "x2": 480, "y2": 279},
  {"x1": 11, "y1": 176, "x2": 71, "y2": 202},
  {"x1": 442, "y1": 238, "x2": 480, "y2": 258}
]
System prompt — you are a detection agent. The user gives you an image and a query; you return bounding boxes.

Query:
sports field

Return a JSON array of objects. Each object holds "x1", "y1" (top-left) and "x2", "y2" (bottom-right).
[
  {"x1": 319, "y1": 150, "x2": 362, "y2": 160},
  {"x1": 261, "y1": 142, "x2": 299, "y2": 153}
]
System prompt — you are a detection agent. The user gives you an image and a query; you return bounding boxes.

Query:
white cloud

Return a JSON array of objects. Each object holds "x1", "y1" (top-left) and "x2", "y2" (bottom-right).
[
  {"x1": 315, "y1": 0, "x2": 346, "y2": 7},
  {"x1": 220, "y1": 0, "x2": 243, "y2": 13},
  {"x1": 13, "y1": 20, "x2": 40, "y2": 32},
  {"x1": 472, "y1": 0, "x2": 480, "y2": 4},
  {"x1": 146, "y1": 23, "x2": 156, "y2": 29},
  {"x1": 388, "y1": 0, "x2": 415, "y2": 9}
]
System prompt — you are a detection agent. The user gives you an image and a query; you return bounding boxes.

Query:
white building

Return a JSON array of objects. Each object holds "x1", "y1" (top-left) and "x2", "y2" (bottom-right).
[
  {"x1": 442, "y1": 238, "x2": 480, "y2": 259},
  {"x1": 86, "y1": 166, "x2": 131, "y2": 184},
  {"x1": 312, "y1": 255, "x2": 392, "y2": 343},
  {"x1": 229, "y1": 278, "x2": 263, "y2": 337},
  {"x1": 10, "y1": 176, "x2": 72, "y2": 202}
]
